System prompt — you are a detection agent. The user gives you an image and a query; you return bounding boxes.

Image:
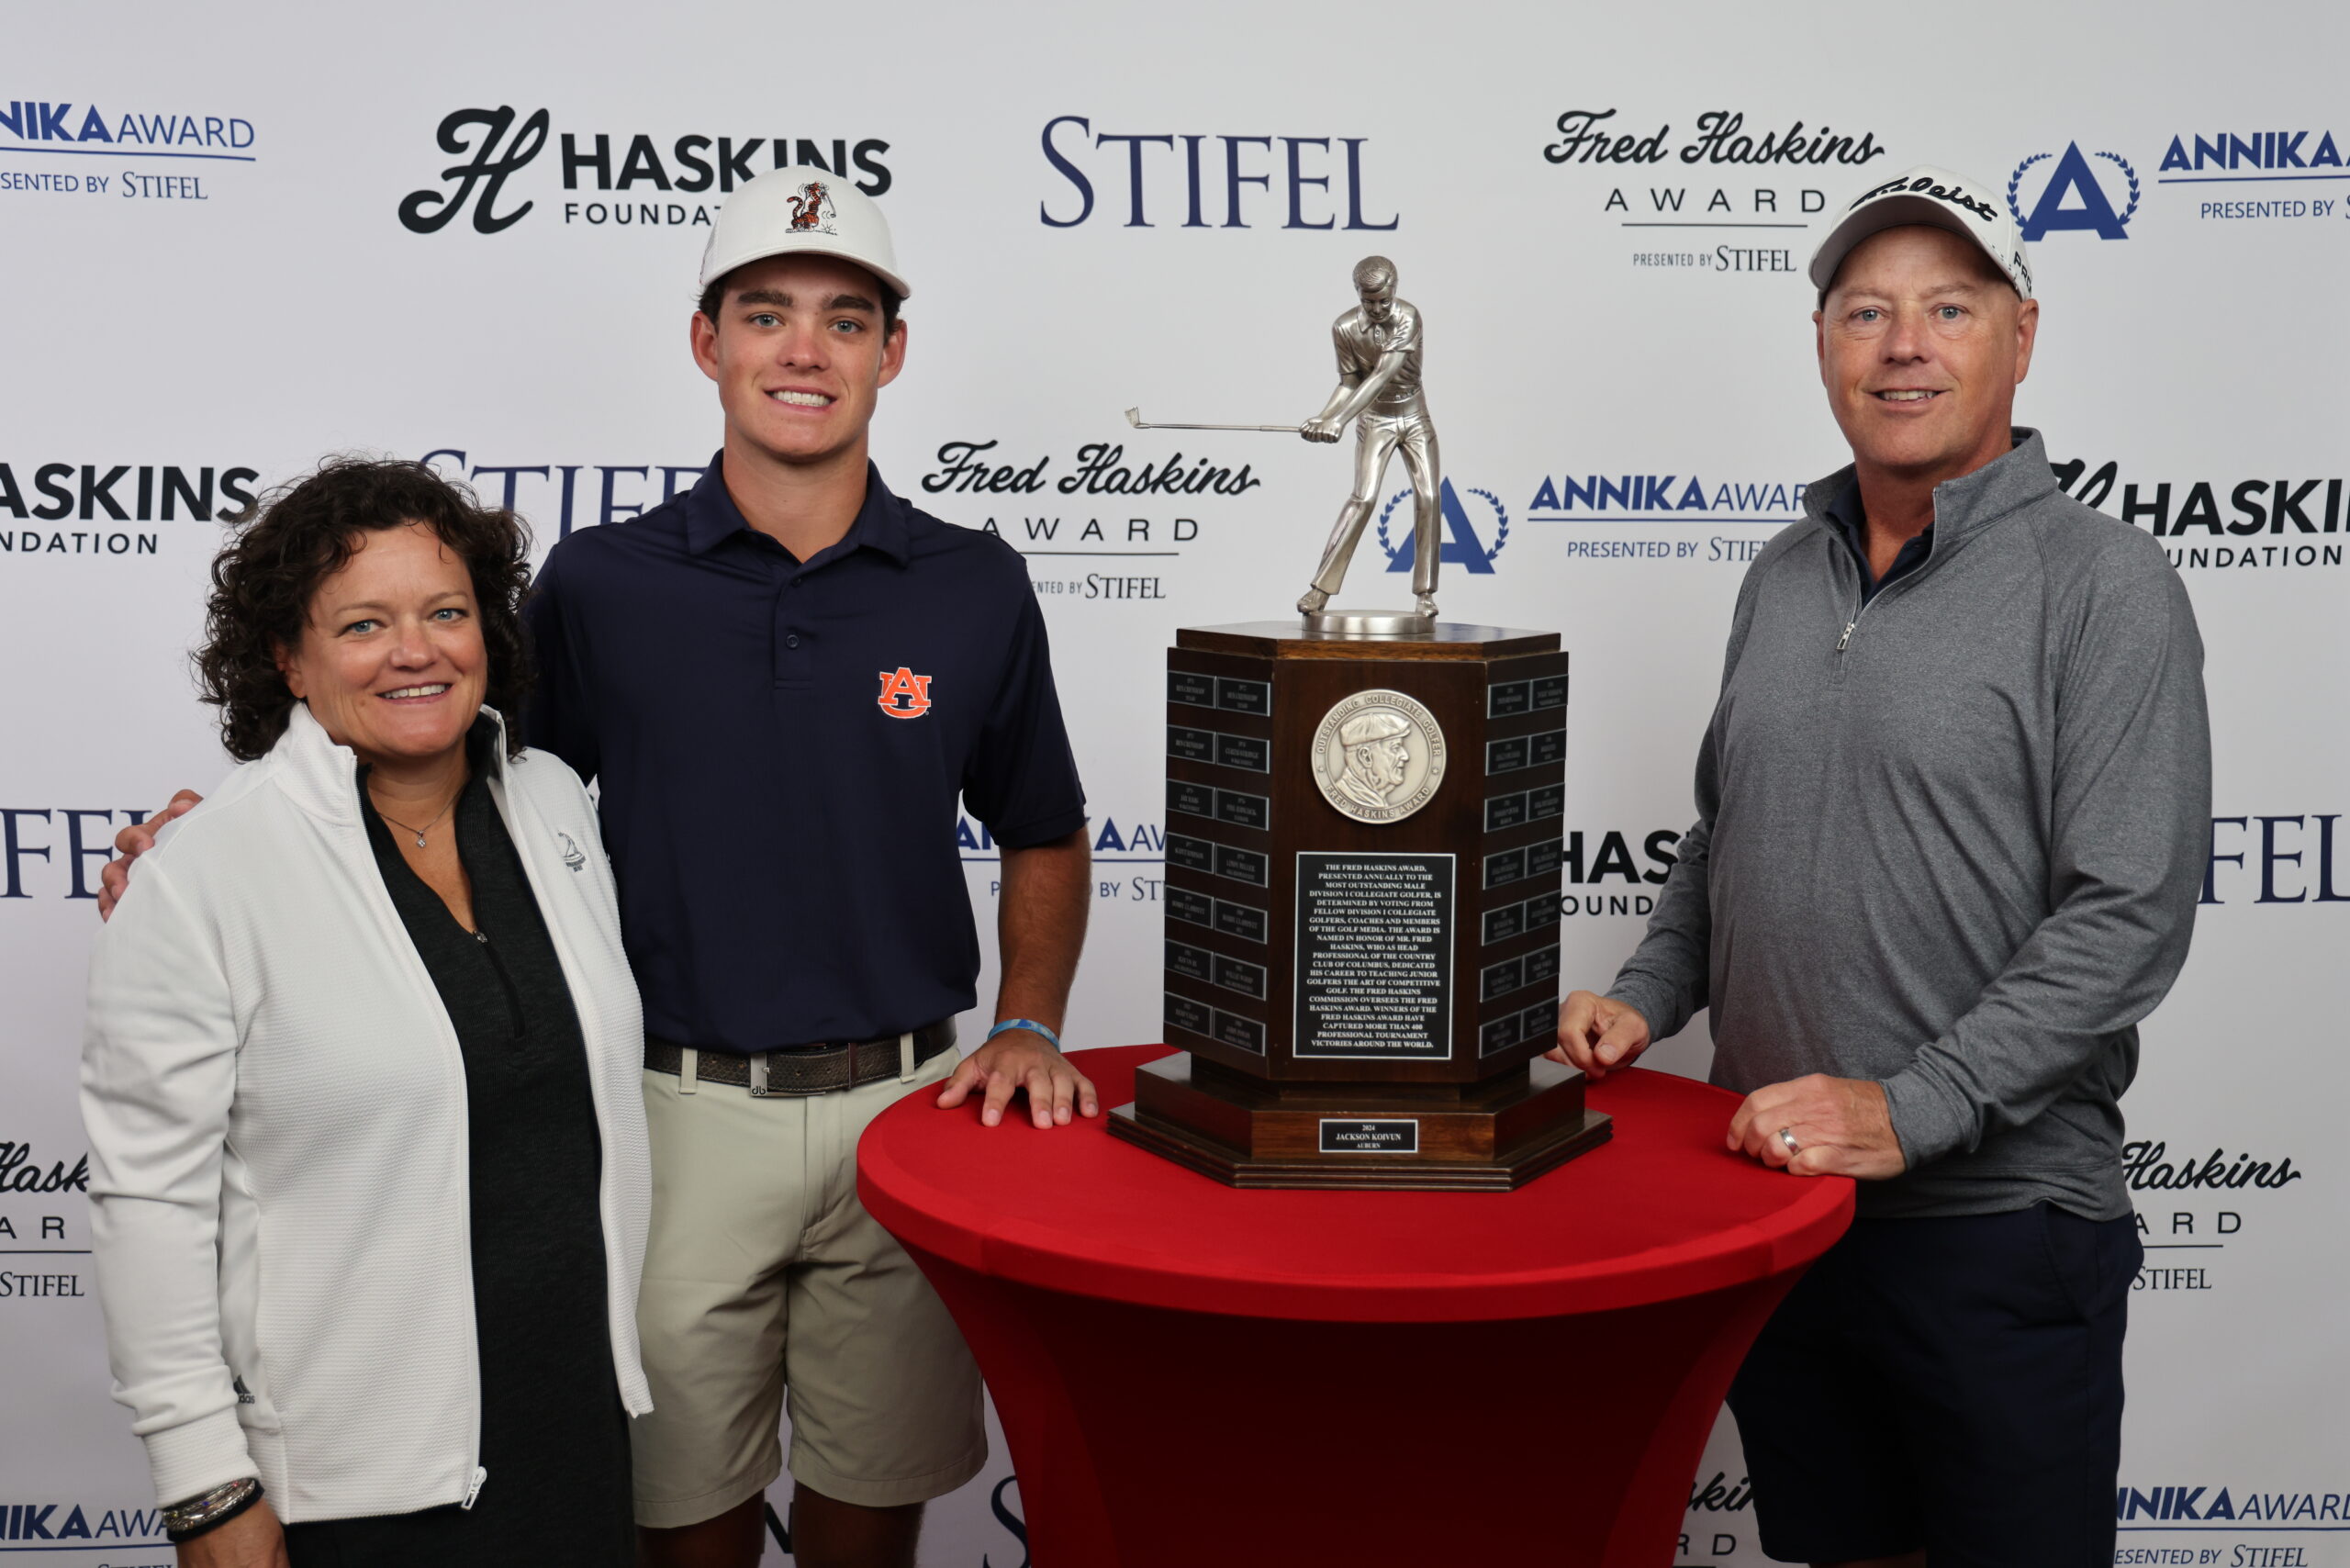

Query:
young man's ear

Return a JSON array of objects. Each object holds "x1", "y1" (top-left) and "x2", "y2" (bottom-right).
[
  {"x1": 690, "y1": 308, "x2": 722, "y2": 383},
  {"x1": 877, "y1": 316, "x2": 910, "y2": 388}
]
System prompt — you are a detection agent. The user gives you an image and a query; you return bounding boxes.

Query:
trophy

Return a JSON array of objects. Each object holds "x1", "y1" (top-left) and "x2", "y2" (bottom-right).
[{"x1": 1112, "y1": 260, "x2": 1609, "y2": 1189}]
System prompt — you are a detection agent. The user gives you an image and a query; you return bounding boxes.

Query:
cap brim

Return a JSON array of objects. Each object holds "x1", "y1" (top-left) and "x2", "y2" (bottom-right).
[
  {"x1": 699, "y1": 239, "x2": 912, "y2": 302},
  {"x1": 1807, "y1": 196, "x2": 1986, "y2": 295}
]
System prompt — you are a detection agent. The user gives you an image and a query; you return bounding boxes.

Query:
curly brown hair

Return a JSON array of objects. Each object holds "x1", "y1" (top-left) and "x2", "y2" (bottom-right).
[{"x1": 196, "y1": 458, "x2": 536, "y2": 762}]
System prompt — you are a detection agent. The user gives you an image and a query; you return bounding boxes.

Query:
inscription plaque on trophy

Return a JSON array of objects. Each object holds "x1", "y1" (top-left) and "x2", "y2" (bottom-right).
[
  {"x1": 1109, "y1": 621, "x2": 1611, "y2": 1191},
  {"x1": 1293, "y1": 852, "x2": 1453, "y2": 1060}
]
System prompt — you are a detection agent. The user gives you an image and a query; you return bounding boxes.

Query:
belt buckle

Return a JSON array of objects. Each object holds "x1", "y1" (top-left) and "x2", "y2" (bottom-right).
[{"x1": 747, "y1": 1044, "x2": 858, "y2": 1097}]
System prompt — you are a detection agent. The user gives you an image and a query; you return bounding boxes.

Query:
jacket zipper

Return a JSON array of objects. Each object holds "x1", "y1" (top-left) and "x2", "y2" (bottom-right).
[
  {"x1": 473, "y1": 930, "x2": 525, "y2": 1038},
  {"x1": 1835, "y1": 592, "x2": 1874, "y2": 654},
  {"x1": 1833, "y1": 541, "x2": 1937, "y2": 660},
  {"x1": 486, "y1": 771, "x2": 648, "y2": 1418},
  {"x1": 348, "y1": 811, "x2": 483, "y2": 1509}
]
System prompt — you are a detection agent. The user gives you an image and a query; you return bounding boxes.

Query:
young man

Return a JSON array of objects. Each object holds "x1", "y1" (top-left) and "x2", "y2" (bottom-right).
[
  {"x1": 1553, "y1": 168, "x2": 2210, "y2": 1566},
  {"x1": 106, "y1": 166, "x2": 1097, "y2": 1568}
]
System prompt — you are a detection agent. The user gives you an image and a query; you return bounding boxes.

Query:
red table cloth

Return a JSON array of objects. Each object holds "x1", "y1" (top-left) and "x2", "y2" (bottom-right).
[{"x1": 857, "y1": 1046, "x2": 1852, "y2": 1566}]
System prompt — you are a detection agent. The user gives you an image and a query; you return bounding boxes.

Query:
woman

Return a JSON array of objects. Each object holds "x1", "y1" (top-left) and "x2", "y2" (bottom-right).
[{"x1": 82, "y1": 459, "x2": 649, "y2": 1567}]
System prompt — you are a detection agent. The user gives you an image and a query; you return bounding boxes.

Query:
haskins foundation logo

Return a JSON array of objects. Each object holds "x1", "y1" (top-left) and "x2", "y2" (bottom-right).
[
  {"x1": 1558, "y1": 827, "x2": 1684, "y2": 921},
  {"x1": 2050, "y1": 455, "x2": 2344, "y2": 573},
  {"x1": 397, "y1": 106, "x2": 891, "y2": 235},
  {"x1": 0, "y1": 458, "x2": 260, "y2": 559}
]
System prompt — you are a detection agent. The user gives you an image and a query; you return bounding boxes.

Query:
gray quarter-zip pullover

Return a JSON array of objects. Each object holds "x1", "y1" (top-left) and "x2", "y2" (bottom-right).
[{"x1": 1608, "y1": 430, "x2": 2210, "y2": 1220}]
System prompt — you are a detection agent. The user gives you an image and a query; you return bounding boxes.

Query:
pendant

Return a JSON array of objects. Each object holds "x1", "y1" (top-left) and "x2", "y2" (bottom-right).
[{"x1": 414, "y1": 833, "x2": 428, "y2": 849}]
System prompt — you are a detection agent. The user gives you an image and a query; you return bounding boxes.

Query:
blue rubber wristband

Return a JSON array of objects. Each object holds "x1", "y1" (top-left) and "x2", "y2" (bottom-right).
[{"x1": 986, "y1": 1017, "x2": 1062, "y2": 1051}]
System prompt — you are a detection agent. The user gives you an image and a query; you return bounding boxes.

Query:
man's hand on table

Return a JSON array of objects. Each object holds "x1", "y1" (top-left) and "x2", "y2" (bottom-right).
[
  {"x1": 1548, "y1": 990, "x2": 1652, "y2": 1082},
  {"x1": 936, "y1": 1030, "x2": 1101, "y2": 1129},
  {"x1": 1728, "y1": 1074, "x2": 1908, "y2": 1180},
  {"x1": 96, "y1": 789, "x2": 203, "y2": 920}
]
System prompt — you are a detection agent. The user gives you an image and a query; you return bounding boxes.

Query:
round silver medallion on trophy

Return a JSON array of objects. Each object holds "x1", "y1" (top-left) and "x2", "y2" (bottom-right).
[{"x1": 1310, "y1": 689, "x2": 1448, "y2": 825}]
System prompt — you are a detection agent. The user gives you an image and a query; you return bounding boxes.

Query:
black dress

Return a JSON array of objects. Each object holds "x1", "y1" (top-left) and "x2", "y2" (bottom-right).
[{"x1": 282, "y1": 746, "x2": 632, "y2": 1566}]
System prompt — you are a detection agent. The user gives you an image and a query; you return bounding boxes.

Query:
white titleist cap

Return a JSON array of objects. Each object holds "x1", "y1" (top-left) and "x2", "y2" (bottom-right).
[
  {"x1": 1808, "y1": 164, "x2": 2032, "y2": 300},
  {"x1": 699, "y1": 164, "x2": 911, "y2": 300}
]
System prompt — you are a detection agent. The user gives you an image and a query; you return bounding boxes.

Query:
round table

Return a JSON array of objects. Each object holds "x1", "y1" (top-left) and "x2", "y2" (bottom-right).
[{"x1": 857, "y1": 1046, "x2": 1852, "y2": 1567}]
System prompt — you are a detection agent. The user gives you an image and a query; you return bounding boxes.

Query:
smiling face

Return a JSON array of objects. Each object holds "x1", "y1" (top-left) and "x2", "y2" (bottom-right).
[
  {"x1": 1815, "y1": 224, "x2": 2039, "y2": 486},
  {"x1": 691, "y1": 252, "x2": 906, "y2": 472},
  {"x1": 276, "y1": 521, "x2": 487, "y2": 769}
]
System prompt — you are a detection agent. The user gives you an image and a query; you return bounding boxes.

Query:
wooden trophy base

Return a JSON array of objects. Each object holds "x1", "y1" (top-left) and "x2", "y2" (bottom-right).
[{"x1": 1109, "y1": 1055, "x2": 1613, "y2": 1192}]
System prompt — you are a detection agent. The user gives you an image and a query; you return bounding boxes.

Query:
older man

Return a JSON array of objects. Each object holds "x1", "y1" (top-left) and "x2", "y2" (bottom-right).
[
  {"x1": 1554, "y1": 167, "x2": 2210, "y2": 1567},
  {"x1": 1334, "y1": 710, "x2": 1412, "y2": 812}
]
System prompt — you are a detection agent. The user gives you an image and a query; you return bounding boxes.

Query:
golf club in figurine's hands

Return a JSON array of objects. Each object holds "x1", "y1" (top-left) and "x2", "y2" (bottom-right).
[
  {"x1": 1123, "y1": 256, "x2": 1444, "y2": 633},
  {"x1": 1123, "y1": 409, "x2": 1303, "y2": 434}
]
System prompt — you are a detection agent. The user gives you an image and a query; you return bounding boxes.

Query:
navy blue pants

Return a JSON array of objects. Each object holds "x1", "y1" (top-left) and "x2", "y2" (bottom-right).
[{"x1": 1726, "y1": 1203, "x2": 2140, "y2": 1566}]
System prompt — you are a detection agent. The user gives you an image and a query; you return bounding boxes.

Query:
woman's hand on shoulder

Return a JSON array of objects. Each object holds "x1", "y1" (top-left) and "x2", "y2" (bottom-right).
[{"x1": 176, "y1": 1497, "x2": 288, "y2": 1568}]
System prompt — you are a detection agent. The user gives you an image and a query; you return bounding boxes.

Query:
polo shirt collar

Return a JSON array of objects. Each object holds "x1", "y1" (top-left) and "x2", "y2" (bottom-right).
[{"x1": 682, "y1": 454, "x2": 912, "y2": 566}]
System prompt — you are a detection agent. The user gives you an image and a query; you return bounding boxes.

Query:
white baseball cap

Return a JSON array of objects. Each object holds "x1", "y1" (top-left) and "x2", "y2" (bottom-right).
[
  {"x1": 699, "y1": 164, "x2": 911, "y2": 300},
  {"x1": 1808, "y1": 164, "x2": 2032, "y2": 300}
]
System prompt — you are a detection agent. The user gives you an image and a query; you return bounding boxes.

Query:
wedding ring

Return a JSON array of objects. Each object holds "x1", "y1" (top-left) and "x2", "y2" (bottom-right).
[{"x1": 1777, "y1": 1126, "x2": 1801, "y2": 1155}]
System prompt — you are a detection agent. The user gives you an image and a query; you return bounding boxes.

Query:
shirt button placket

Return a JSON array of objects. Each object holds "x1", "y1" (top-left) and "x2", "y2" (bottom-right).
[{"x1": 775, "y1": 574, "x2": 807, "y2": 686}]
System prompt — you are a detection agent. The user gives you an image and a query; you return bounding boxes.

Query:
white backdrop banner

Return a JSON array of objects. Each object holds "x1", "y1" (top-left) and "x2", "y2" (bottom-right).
[{"x1": 4, "y1": 3, "x2": 2344, "y2": 1563}]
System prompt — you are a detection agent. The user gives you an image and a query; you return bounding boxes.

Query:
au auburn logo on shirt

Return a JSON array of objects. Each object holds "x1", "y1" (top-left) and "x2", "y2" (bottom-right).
[{"x1": 877, "y1": 666, "x2": 934, "y2": 719}]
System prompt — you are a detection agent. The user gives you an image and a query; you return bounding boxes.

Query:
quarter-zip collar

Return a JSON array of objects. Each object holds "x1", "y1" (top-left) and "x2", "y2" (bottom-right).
[
  {"x1": 1801, "y1": 426, "x2": 2057, "y2": 579},
  {"x1": 268, "y1": 700, "x2": 512, "y2": 830}
]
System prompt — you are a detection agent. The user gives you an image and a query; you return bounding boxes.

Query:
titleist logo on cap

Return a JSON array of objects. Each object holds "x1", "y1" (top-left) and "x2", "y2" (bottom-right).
[{"x1": 1849, "y1": 174, "x2": 1999, "y2": 224}]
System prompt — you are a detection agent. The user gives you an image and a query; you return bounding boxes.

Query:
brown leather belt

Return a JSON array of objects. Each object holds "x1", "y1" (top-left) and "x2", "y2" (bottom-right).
[{"x1": 644, "y1": 1019, "x2": 957, "y2": 1098}]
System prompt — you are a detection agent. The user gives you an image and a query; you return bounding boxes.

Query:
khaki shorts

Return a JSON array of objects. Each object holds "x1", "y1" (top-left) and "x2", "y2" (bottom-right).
[{"x1": 631, "y1": 1045, "x2": 985, "y2": 1527}]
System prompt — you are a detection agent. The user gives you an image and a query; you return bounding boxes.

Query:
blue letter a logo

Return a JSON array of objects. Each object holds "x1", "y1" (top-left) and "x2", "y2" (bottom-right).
[
  {"x1": 2019, "y1": 143, "x2": 2132, "y2": 241},
  {"x1": 1382, "y1": 479, "x2": 1507, "y2": 573}
]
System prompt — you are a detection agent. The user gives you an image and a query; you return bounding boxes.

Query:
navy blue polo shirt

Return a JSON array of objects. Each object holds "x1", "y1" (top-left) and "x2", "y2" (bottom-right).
[
  {"x1": 520, "y1": 457, "x2": 1086, "y2": 1053},
  {"x1": 1824, "y1": 487, "x2": 1933, "y2": 603}
]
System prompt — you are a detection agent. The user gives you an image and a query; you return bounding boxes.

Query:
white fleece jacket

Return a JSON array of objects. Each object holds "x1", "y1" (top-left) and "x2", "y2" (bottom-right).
[{"x1": 81, "y1": 703, "x2": 652, "y2": 1521}]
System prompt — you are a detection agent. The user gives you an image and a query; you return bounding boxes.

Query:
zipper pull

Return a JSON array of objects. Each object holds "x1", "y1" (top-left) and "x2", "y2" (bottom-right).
[
  {"x1": 462, "y1": 1466, "x2": 487, "y2": 1510},
  {"x1": 1835, "y1": 621, "x2": 1855, "y2": 653}
]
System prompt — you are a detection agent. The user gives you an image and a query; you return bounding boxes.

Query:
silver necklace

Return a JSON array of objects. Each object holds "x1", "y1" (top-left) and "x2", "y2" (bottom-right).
[{"x1": 373, "y1": 790, "x2": 457, "y2": 849}]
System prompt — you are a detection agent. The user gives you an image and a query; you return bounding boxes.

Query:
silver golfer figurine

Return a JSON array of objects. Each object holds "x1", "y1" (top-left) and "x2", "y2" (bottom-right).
[{"x1": 1296, "y1": 255, "x2": 1442, "y2": 625}]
